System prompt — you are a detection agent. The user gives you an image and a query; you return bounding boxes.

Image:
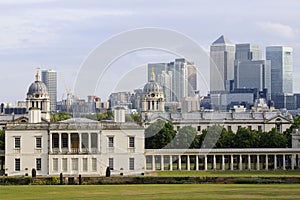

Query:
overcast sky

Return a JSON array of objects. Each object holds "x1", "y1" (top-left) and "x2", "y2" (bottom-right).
[{"x1": 0, "y1": 0, "x2": 299, "y2": 103}]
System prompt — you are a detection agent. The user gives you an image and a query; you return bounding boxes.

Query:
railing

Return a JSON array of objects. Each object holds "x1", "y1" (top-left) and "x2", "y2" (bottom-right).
[{"x1": 50, "y1": 147, "x2": 99, "y2": 154}]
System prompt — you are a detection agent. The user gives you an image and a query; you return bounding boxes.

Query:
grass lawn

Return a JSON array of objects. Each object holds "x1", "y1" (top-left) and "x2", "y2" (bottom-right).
[
  {"x1": 1, "y1": 184, "x2": 300, "y2": 200},
  {"x1": 156, "y1": 170, "x2": 300, "y2": 177}
]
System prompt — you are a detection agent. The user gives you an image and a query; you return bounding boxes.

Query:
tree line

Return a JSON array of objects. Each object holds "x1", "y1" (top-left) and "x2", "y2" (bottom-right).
[{"x1": 145, "y1": 118, "x2": 300, "y2": 149}]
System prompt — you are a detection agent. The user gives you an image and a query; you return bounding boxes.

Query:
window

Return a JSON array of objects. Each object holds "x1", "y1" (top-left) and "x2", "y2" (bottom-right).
[
  {"x1": 197, "y1": 126, "x2": 201, "y2": 131},
  {"x1": 108, "y1": 137, "x2": 114, "y2": 148},
  {"x1": 91, "y1": 133, "x2": 98, "y2": 148},
  {"x1": 15, "y1": 158, "x2": 20, "y2": 171},
  {"x1": 36, "y1": 158, "x2": 42, "y2": 171},
  {"x1": 129, "y1": 137, "x2": 135, "y2": 148},
  {"x1": 177, "y1": 126, "x2": 180, "y2": 131},
  {"x1": 62, "y1": 133, "x2": 68, "y2": 148},
  {"x1": 52, "y1": 158, "x2": 58, "y2": 171},
  {"x1": 53, "y1": 134, "x2": 59, "y2": 148},
  {"x1": 248, "y1": 126, "x2": 252, "y2": 130},
  {"x1": 36, "y1": 137, "x2": 42, "y2": 148},
  {"x1": 228, "y1": 126, "x2": 232, "y2": 131},
  {"x1": 82, "y1": 158, "x2": 88, "y2": 172},
  {"x1": 258, "y1": 126, "x2": 262, "y2": 131},
  {"x1": 129, "y1": 158, "x2": 134, "y2": 170},
  {"x1": 92, "y1": 158, "x2": 97, "y2": 171},
  {"x1": 238, "y1": 126, "x2": 241, "y2": 130},
  {"x1": 15, "y1": 137, "x2": 20, "y2": 149},
  {"x1": 72, "y1": 158, "x2": 78, "y2": 171},
  {"x1": 109, "y1": 158, "x2": 114, "y2": 170},
  {"x1": 82, "y1": 133, "x2": 88, "y2": 149},
  {"x1": 62, "y1": 158, "x2": 67, "y2": 172},
  {"x1": 276, "y1": 124, "x2": 281, "y2": 133}
]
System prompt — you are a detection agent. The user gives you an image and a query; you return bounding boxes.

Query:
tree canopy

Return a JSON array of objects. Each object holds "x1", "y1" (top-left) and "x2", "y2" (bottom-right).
[
  {"x1": 51, "y1": 112, "x2": 72, "y2": 122},
  {"x1": 0, "y1": 130, "x2": 5, "y2": 150}
]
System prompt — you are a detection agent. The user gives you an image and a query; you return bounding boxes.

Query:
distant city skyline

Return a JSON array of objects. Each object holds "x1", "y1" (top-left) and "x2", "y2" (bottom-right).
[{"x1": 0, "y1": 0, "x2": 299, "y2": 103}]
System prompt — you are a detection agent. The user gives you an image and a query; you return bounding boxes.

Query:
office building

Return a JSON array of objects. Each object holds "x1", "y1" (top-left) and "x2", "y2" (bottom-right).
[
  {"x1": 210, "y1": 35, "x2": 235, "y2": 93},
  {"x1": 41, "y1": 69, "x2": 57, "y2": 112},
  {"x1": 235, "y1": 43, "x2": 261, "y2": 61}
]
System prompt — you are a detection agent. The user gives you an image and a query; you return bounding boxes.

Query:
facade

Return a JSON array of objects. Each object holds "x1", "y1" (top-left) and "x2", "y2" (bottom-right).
[
  {"x1": 234, "y1": 60, "x2": 271, "y2": 99},
  {"x1": 5, "y1": 118, "x2": 145, "y2": 176},
  {"x1": 41, "y1": 69, "x2": 57, "y2": 113},
  {"x1": 108, "y1": 92, "x2": 132, "y2": 108},
  {"x1": 235, "y1": 43, "x2": 261, "y2": 62},
  {"x1": 210, "y1": 35, "x2": 235, "y2": 93},
  {"x1": 266, "y1": 46, "x2": 293, "y2": 108}
]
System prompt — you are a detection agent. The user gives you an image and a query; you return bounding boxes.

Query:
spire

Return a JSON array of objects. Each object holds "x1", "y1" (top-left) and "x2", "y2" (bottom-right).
[
  {"x1": 151, "y1": 67, "x2": 155, "y2": 81},
  {"x1": 35, "y1": 68, "x2": 41, "y2": 82}
]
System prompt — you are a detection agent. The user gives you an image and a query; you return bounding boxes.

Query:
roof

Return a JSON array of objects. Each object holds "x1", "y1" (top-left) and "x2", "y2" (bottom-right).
[
  {"x1": 212, "y1": 35, "x2": 233, "y2": 45},
  {"x1": 60, "y1": 118, "x2": 99, "y2": 123}
]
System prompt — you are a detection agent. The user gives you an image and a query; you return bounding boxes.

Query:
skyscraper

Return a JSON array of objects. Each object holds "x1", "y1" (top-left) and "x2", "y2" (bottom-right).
[
  {"x1": 148, "y1": 58, "x2": 197, "y2": 102},
  {"x1": 210, "y1": 35, "x2": 235, "y2": 93},
  {"x1": 41, "y1": 69, "x2": 57, "y2": 112},
  {"x1": 266, "y1": 46, "x2": 293, "y2": 95},
  {"x1": 235, "y1": 43, "x2": 261, "y2": 62}
]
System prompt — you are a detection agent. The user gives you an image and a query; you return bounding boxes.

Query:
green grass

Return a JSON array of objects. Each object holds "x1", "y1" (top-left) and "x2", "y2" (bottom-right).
[
  {"x1": 156, "y1": 170, "x2": 300, "y2": 177},
  {"x1": 0, "y1": 184, "x2": 300, "y2": 199}
]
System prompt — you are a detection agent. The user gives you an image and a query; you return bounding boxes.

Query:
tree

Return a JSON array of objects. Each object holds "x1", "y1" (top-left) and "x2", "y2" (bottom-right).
[
  {"x1": 233, "y1": 128, "x2": 259, "y2": 148},
  {"x1": 145, "y1": 120, "x2": 176, "y2": 149},
  {"x1": 216, "y1": 128, "x2": 234, "y2": 148},
  {"x1": 260, "y1": 128, "x2": 288, "y2": 148},
  {"x1": 51, "y1": 112, "x2": 72, "y2": 122},
  {"x1": 96, "y1": 110, "x2": 114, "y2": 121},
  {"x1": 0, "y1": 130, "x2": 4, "y2": 150},
  {"x1": 172, "y1": 126, "x2": 199, "y2": 149},
  {"x1": 200, "y1": 125, "x2": 223, "y2": 148},
  {"x1": 283, "y1": 116, "x2": 300, "y2": 148},
  {"x1": 130, "y1": 113, "x2": 141, "y2": 122}
]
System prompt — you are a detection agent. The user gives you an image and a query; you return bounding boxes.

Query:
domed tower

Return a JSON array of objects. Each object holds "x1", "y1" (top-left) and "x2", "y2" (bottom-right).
[
  {"x1": 26, "y1": 69, "x2": 51, "y2": 122},
  {"x1": 141, "y1": 68, "x2": 165, "y2": 113}
]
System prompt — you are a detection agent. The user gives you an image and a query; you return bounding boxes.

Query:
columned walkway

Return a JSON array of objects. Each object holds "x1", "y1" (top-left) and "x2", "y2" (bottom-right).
[{"x1": 145, "y1": 149, "x2": 300, "y2": 171}]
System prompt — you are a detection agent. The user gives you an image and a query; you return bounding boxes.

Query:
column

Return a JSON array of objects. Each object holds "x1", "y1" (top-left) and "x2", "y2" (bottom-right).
[
  {"x1": 58, "y1": 133, "x2": 62, "y2": 153},
  {"x1": 79, "y1": 133, "x2": 82, "y2": 153},
  {"x1": 178, "y1": 155, "x2": 182, "y2": 170},
  {"x1": 283, "y1": 155, "x2": 286, "y2": 170},
  {"x1": 68, "y1": 133, "x2": 71, "y2": 153},
  {"x1": 169, "y1": 155, "x2": 173, "y2": 171},
  {"x1": 239, "y1": 155, "x2": 242, "y2": 170},
  {"x1": 152, "y1": 155, "x2": 155, "y2": 171},
  {"x1": 292, "y1": 154, "x2": 295, "y2": 170},
  {"x1": 256, "y1": 155, "x2": 260, "y2": 170},
  {"x1": 88, "y1": 133, "x2": 92, "y2": 153},
  {"x1": 161, "y1": 155, "x2": 164, "y2": 171},
  {"x1": 274, "y1": 154, "x2": 277, "y2": 170},
  {"x1": 265, "y1": 155, "x2": 268, "y2": 170},
  {"x1": 204, "y1": 155, "x2": 207, "y2": 171},
  {"x1": 196, "y1": 155, "x2": 199, "y2": 171},
  {"x1": 49, "y1": 133, "x2": 53, "y2": 153},
  {"x1": 230, "y1": 155, "x2": 234, "y2": 170},
  {"x1": 213, "y1": 155, "x2": 216, "y2": 170},
  {"x1": 248, "y1": 155, "x2": 251, "y2": 170},
  {"x1": 187, "y1": 155, "x2": 190, "y2": 171},
  {"x1": 221, "y1": 155, "x2": 225, "y2": 170}
]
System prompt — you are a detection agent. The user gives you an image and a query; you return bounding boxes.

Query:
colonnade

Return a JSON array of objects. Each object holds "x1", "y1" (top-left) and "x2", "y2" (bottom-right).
[{"x1": 145, "y1": 149, "x2": 300, "y2": 171}]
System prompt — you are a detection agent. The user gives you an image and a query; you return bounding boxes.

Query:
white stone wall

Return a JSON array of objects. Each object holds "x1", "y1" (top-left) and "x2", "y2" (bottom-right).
[{"x1": 5, "y1": 129, "x2": 48, "y2": 176}]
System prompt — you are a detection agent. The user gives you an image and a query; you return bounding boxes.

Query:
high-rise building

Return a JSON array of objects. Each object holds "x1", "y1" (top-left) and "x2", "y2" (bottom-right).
[
  {"x1": 234, "y1": 60, "x2": 271, "y2": 99},
  {"x1": 266, "y1": 46, "x2": 293, "y2": 95},
  {"x1": 235, "y1": 43, "x2": 261, "y2": 62},
  {"x1": 41, "y1": 69, "x2": 57, "y2": 112},
  {"x1": 148, "y1": 58, "x2": 197, "y2": 102},
  {"x1": 210, "y1": 35, "x2": 235, "y2": 93}
]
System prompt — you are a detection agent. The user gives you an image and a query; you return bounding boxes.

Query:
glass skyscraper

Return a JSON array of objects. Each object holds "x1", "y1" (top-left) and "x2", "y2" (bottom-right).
[
  {"x1": 210, "y1": 35, "x2": 235, "y2": 93},
  {"x1": 266, "y1": 46, "x2": 293, "y2": 95},
  {"x1": 42, "y1": 69, "x2": 57, "y2": 112}
]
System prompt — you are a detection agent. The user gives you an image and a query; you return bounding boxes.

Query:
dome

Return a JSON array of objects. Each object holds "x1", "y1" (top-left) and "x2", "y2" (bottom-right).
[
  {"x1": 143, "y1": 80, "x2": 163, "y2": 93},
  {"x1": 27, "y1": 81, "x2": 48, "y2": 96}
]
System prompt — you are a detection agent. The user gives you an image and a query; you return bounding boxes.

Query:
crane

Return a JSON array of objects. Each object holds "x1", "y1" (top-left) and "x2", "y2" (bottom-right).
[{"x1": 60, "y1": 72, "x2": 72, "y2": 113}]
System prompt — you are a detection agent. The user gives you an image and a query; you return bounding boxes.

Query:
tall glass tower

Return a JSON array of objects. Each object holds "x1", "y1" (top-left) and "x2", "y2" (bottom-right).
[
  {"x1": 210, "y1": 35, "x2": 235, "y2": 93},
  {"x1": 42, "y1": 69, "x2": 57, "y2": 112},
  {"x1": 266, "y1": 46, "x2": 293, "y2": 95}
]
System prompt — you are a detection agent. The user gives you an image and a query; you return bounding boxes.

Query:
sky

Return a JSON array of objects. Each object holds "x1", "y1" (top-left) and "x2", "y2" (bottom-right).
[{"x1": 0, "y1": 0, "x2": 299, "y2": 103}]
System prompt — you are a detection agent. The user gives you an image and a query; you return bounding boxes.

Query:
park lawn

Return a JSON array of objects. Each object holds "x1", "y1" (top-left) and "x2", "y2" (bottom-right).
[
  {"x1": 156, "y1": 170, "x2": 300, "y2": 177},
  {"x1": 0, "y1": 184, "x2": 300, "y2": 200}
]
